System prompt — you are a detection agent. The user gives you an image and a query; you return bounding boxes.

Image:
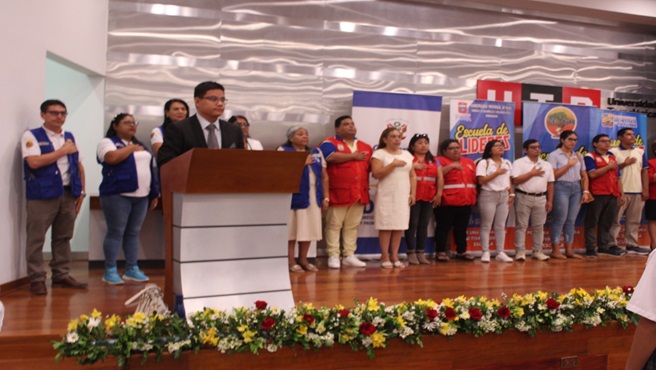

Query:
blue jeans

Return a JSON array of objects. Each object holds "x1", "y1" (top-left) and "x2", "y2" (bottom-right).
[
  {"x1": 101, "y1": 194, "x2": 149, "y2": 270},
  {"x1": 551, "y1": 181, "x2": 582, "y2": 246}
]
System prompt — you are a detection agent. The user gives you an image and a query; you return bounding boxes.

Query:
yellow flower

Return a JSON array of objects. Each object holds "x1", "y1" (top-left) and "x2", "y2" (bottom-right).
[
  {"x1": 91, "y1": 309, "x2": 102, "y2": 319},
  {"x1": 537, "y1": 291, "x2": 548, "y2": 301},
  {"x1": 105, "y1": 315, "x2": 121, "y2": 331},
  {"x1": 79, "y1": 314, "x2": 89, "y2": 322},
  {"x1": 441, "y1": 298, "x2": 454, "y2": 308},
  {"x1": 316, "y1": 323, "x2": 326, "y2": 334},
  {"x1": 438, "y1": 323, "x2": 453, "y2": 336},
  {"x1": 201, "y1": 328, "x2": 218, "y2": 346},
  {"x1": 67, "y1": 319, "x2": 79, "y2": 332},
  {"x1": 237, "y1": 324, "x2": 248, "y2": 333},
  {"x1": 512, "y1": 307, "x2": 525, "y2": 318},
  {"x1": 366, "y1": 297, "x2": 380, "y2": 312},
  {"x1": 302, "y1": 303, "x2": 315, "y2": 310},
  {"x1": 126, "y1": 312, "x2": 146, "y2": 328},
  {"x1": 295, "y1": 316, "x2": 303, "y2": 323},
  {"x1": 296, "y1": 325, "x2": 308, "y2": 335},
  {"x1": 242, "y1": 330, "x2": 256, "y2": 343},
  {"x1": 371, "y1": 331, "x2": 386, "y2": 348},
  {"x1": 396, "y1": 315, "x2": 406, "y2": 326},
  {"x1": 414, "y1": 299, "x2": 437, "y2": 308},
  {"x1": 335, "y1": 304, "x2": 345, "y2": 310}
]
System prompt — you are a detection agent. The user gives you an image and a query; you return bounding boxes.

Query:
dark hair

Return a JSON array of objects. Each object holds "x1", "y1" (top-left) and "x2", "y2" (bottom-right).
[
  {"x1": 617, "y1": 127, "x2": 634, "y2": 137},
  {"x1": 481, "y1": 140, "x2": 503, "y2": 160},
  {"x1": 229, "y1": 115, "x2": 248, "y2": 125},
  {"x1": 438, "y1": 139, "x2": 459, "y2": 156},
  {"x1": 522, "y1": 139, "x2": 539, "y2": 150},
  {"x1": 162, "y1": 99, "x2": 190, "y2": 131},
  {"x1": 334, "y1": 115, "x2": 352, "y2": 128},
  {"x1": 40, "y1": 99, "x2": 66, "y2": 113},
  {"x1": 408, "y1": 133, "x2": 434, "y2": 163},
  {"x1": 377, "y1": 127, "x2": 400, "y2": 150},
  {"x1": 592, "y1": 133, "x2": 609, "y2": 144},
  {"x1": 556, "y1": 130, "x2": 577, "y2": 148},
  {"x1": 105, "y1": 113, "x2": 142, "y2": 145},
  {"x1": 194, "y1": 81, "x2": 225, "y2": 98}
]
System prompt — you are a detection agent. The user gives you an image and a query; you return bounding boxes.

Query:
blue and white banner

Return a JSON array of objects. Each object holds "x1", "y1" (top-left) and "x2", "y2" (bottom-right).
[{"x1": 351, "y1": 90, "x2": 443, "y2": 255}]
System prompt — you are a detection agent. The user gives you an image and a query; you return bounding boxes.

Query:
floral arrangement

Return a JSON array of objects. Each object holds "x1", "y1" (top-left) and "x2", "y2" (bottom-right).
[{"x1": 53, "y1": 286, "x2": 638, "y2": 366}]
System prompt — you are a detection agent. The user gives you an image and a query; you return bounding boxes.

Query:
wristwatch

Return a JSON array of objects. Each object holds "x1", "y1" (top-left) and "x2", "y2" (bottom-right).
[{"x1": 80, "y1": 190, "x2": 87, "y2": 197}]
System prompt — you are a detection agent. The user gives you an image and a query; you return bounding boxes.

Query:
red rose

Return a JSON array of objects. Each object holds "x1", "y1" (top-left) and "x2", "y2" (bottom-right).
[
  {"x1": 469, "y1": 307, "x2": 483, "y2": 322},
  {"x1": 261, "y1": 317, "x2": 276, "y2": 330},
  {"x1": 255, "y1": 300, "x2": 268, "y2": 310},
  {"x1": 338, "y1": 309, "x2": 350, "y2": 318},
  {"x1": 546, "y1": 298, "x2": 560, "y2": 310},
  {"x1": 426, "y1": 308, "x2": 438, "y2": 321},
  {"x1": 444, "y1": 307, "x2": 457, "y2": 321},
  {"x1": 497, "y1": 306, "x2": 511, "y2": 319},
  {"x1": 622, "y1": 286, "x2": 634, "y2": 295},
  {"x1": 359, "y1": 322, "x2": 376, "y2": 336},
  {"x1": 303, "y1": 313, "x2": 315, "y2": 326}
]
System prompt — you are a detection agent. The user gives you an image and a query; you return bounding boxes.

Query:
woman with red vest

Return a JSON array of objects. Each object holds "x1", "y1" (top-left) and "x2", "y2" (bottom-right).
[
  {"x1": 371, "y1": 127, "x2": 417, "y2": 268},
  {"x1": 434, "y1": 139, "x2": 477, "y2": 262},
  {"x1": 278, "y1": 127, "x2": 329, "y2": 272},
  {"x1": 645, "y1": 140, "x2": 656, "y2": 252},
  {"x1": 404, "y1": 133, "x2": 443, "y2": 265},
  {"x1": 583, "y1": 133, "x2": 625, "y2": 257},
  {"x1": 97, "y1": 114, "x2": 159, "y2": 285}
]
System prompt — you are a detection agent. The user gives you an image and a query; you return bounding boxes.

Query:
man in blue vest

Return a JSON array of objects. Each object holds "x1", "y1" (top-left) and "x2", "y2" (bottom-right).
[{"x1": 21, "y1": 100, "x2": 87, "y2": 295}]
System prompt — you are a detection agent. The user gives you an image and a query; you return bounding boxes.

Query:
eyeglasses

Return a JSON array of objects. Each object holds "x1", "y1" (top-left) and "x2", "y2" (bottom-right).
[
  {"x1": 566, "y1": 137, "x2": 578, "y2": 142},
  {"x1": 598, "y1": 139, "x2": 611, "y2": 143},
  {"x1": 239, "y1": 122, "x2": 250, "y2": 127},
  {"x1": 202, "y1": 96, "x2": 228, "y2": 103},
  {"x1": 121, "y1": 120, "x2": 139, "y2": 127},
  {"x1": 492, "y1": 143, "x2": 505, "y2": 148},
  {"x1": 47, "y1": 111, "x2": 68, "y2": 117},
  {"x1": 446, "y1": 146, "x2": 460, "y2": 150},
  {"x1": 528, "y1": 145, "x2": 541, "y2": 149}
]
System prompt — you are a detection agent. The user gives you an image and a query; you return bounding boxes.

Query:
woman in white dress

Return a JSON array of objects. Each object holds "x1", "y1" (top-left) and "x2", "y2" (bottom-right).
[{"x1": 371, "y1": 127, "x2": 417, "y2": 268}]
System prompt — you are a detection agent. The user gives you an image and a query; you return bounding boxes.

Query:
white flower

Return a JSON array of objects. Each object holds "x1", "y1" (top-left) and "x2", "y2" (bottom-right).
[
  {"x1": 372, "y1": 317, "x2": 385, "y2": 327},
  {"x1": 460, "y1": 312, "x2": 470, "y2": 320},
  {"x1": 87, "y1": 317, "x2": 101, "y2": 329},
  {"x1": 515, "y1": 321, "x2": 531, "y2": 332},
  {"x1": 361, "y1": 337, "x2": 372, "y2": 348},
  {"x1": 66, "y1": 332, "x2": 79, "y2": 343},
  {"x1": 266, "y1": 343, "x2": 278, "y2": 352}
]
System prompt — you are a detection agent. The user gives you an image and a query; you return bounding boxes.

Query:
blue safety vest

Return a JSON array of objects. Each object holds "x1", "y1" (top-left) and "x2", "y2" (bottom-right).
[
  {"x1": 98, "y1": 136, "x2": 159, "y2": 199},
  {"x1": 279, "y1": 146, "x2": 324, "y2": 209}
]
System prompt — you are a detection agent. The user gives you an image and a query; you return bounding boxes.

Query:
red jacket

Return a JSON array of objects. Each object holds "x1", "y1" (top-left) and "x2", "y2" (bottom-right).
[
  {"x1": 323, "y1": 137, "x2": 373, "y2": 206},
  {"x1": 648, "y1": 158, "x2": 656, "y2": 200},
  {"x1": 413, "y1": 157, "x2": 438, "y2": 202},
  {"x1": 588, "y1": 151, "x2": 620, "y2": 197},
  {"x1": 437, "y1": 156, "x2": 477, "y2": 206}
]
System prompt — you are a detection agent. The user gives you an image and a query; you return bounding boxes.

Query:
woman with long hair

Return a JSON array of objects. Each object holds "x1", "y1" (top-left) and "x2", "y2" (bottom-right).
[
  {"x1": 476, "y1": 140, "x2": 514, "y2": 263},
  {"x1": 229, "y1": 115, "x2": 263, "y2": 150},
  {"x1": 434, "y1": 139, "x2": 477, "y2": 262},
  {"x1": 547, "y1": 130, "x2": 592, "y2": 259},
  {"x1": 404, "y1": 133, "x2": 443, "y2": 265},
  {"x1": 151, "y1": 99, "x2": 189, "y2": 156},
  {"x1": 278, "y1": 126, "x2": 328, "y2": 272},
  {"x1": 98, "y1": 113, "x2": 159, "y2": 284},
  {"x1": 371, "y1": 127, "x2": 417, "y2": 268}
]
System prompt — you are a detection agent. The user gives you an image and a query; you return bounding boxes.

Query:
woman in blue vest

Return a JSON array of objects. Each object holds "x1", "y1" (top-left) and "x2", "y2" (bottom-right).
[
  {"x1": 150, "y1": 99, "x2": 189, "y2": 157},
  {"x1": 98, "y1": 113, "x2": 159, "y2": 284},
  {"x1": 278, "y1": 126, "x2": 329, "y2": 272}
]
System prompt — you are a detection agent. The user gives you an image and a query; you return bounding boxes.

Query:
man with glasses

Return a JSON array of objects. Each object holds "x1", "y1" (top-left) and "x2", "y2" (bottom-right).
[
  {"x1": 511, "y1": 139, "x2": 554, "y2": 261},
  {"x1": 157, "y1": 81, "x2": 244, "y2": 167},
  {"x1": 584, "y1": 134, "x2": 625, "y2": 258},
  {"x1": 21, "y1": 99, "x2": 87, "y2": 295},
  {"x1": 609, "y1": 128, "x2": 651, "y2": 255}
]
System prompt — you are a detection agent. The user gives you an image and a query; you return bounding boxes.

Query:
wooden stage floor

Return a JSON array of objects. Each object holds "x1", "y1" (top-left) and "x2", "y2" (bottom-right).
[{"x1": 0, "y1": 254, "x2": 649, "y2": 339}]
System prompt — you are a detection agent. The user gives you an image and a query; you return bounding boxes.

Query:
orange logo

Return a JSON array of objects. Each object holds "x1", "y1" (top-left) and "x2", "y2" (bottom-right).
[
  {"x1": 25, "y1": 140, "x2": 34, "y2": 148},
  {"x1": 544, "y1": 107, "x2": 576, "y2": 138},
  {"x1": 150, "y1": 132, "x2": 155, "y2": 138}
]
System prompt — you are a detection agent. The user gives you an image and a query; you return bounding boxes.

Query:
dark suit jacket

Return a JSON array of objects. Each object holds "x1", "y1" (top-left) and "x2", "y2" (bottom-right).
[{"x1": 157, "y1": 114, "x2": 244, "y2": 167}]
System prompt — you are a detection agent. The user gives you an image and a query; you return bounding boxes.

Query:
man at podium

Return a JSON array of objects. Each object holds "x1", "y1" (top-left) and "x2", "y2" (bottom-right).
[{"x1": 157, "y1": 81, "x2": 244, "y2": 167}]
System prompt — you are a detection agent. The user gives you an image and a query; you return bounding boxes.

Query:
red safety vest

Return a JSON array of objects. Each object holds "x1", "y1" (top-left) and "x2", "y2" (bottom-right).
[
  {"x1": 413, "y1": 157, "x2": 438, "y2": 202},
  {"x1": 588, "y1": 151, "x2": 620, "y2": 197},
  {"x1": 437, "y1": 156, "x2": 477, "y2": 206},
  {"x1": 324, "y1": 137, "x2": 373, "y2": 207}
]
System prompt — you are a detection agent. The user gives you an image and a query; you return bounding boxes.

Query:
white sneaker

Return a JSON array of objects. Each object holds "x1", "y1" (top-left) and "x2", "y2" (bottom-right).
[
  {"x1": 481, "y1": 252, "x2": 490, "y2": 263},
  {"x1": 532, "y1": 251, "x2": 550, "y2": 261},
  {"x1": 328, "y1": 256, "x2": 341, "y2": 269},
  {"x1": 495, "y1": 252, "x2": 513, "y2": 263},
  {"x1": 515, "y1": 250, "x2": 526, "y2": 261},
  {"x1": 342, "y1": 255, "x2": 366, "y2": 267}
]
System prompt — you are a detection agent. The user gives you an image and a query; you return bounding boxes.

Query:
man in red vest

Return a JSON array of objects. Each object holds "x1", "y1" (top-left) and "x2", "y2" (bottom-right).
[
  {"x1": 319, "y1": 116, "x2": 373, "y2": 269},
  {"x1": 584, "y1": 134, "x2": 625, "y2": 258}
]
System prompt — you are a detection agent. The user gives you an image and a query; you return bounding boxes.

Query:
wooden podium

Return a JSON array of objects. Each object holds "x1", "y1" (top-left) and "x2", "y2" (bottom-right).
[{"x1": 160, "y1": 149, "x2": 307, "y2": 314}]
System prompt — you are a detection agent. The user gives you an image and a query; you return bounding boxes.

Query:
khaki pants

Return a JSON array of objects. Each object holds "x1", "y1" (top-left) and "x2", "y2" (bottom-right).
[
  {"x1": 26, "y1": 192, "x2": 77, "y2": 282},
  {"x1": 609, "y1": 193, "x2": 645, "y2": 247},
  {"x1": 324, "y1": 203, "x2": 365, "y2": 257}
]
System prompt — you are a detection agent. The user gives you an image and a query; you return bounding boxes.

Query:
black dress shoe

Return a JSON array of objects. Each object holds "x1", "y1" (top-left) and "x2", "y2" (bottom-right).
[
  {"x1": 30, "y1": 281, "x2": 47, "y2": 295},
  {"x1": 52, "y1": 275, "x2": 88, "y2": 289}
]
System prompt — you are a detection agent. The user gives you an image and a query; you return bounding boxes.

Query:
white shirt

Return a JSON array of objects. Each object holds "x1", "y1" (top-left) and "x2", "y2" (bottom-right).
[
  {"x1": 247, "y1": 138, "x2": 263, "y2": 151},
  {"x1": 476, "y1": 158, "x2": 512, "y2": 192},
  {"x1": 627, "y1": 251, "x2": 656, "y2": 322},
  {"x1": 511, "y1": 156, "x2": 555, "y2": 193},
  {"x1": 21, "y1": 126, "x2": 84, "y2": 186},
  {"x1": 150, "y1": 127, "x2": 163, "y2": 146},
  {"x1": 197, "y1": 114, "x2": 221, "y2": 148},
  {"x1": 97, "y1": 138, "x2": 152, "y2": 197}
]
